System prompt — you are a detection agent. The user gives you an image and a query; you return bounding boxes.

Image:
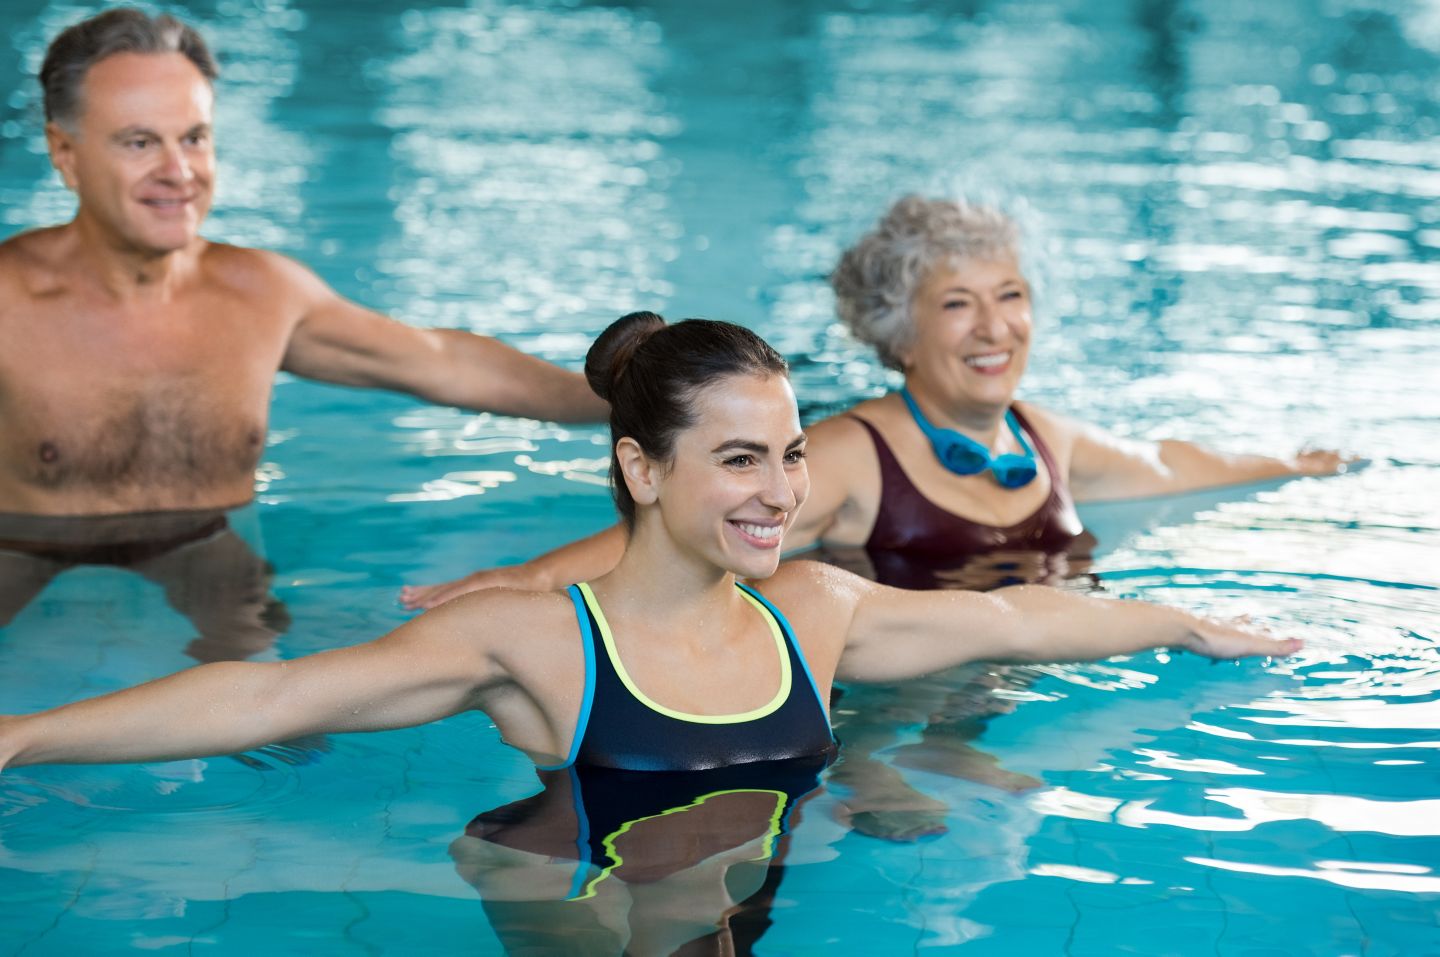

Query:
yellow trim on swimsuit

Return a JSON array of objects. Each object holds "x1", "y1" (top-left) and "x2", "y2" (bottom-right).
[
  {"x1": 575, "y1": 582, "x2": 793, "y2": 725},
  {"x1": 570, "y1": 788, "x2": 788, "y2": 901}
]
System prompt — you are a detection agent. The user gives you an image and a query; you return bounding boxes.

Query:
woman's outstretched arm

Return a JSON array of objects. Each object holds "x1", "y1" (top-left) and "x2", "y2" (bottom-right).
[
  {"x1": 818, "y1": 564, "x2": 1301, "y2": 684},
  {"x1": 1054, "y1": 407, "x2": 1351, "y2": 502},
  {"x1": 0, "y1": 599, "x2": 500, "y2": 771}
]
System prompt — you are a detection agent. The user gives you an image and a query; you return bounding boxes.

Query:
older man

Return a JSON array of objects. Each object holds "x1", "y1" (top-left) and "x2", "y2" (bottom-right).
[
  {"x1": 0, "y1": 9, "x2": 603, "y2": 656},
  {"x1": 0, "y1": 8, "x2": 604, "y2": 519}
]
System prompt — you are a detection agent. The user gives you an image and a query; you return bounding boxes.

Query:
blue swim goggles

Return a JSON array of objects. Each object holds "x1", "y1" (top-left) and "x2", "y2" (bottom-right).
[{"x1": 899, "y1": 388, "x2": 1038, "y2": 489}]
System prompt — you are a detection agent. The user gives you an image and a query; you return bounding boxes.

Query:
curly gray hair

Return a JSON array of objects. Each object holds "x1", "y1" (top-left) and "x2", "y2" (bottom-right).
[{"x1": 831, "y1": 195, "x2": 1021, "y2": 371}]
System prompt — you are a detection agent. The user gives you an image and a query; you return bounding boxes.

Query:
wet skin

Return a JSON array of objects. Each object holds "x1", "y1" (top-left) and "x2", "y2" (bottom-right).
[
  {"x1": 0, "y1": 52, "x2": 271, "y2": 515},
  {"x1": 0, "y1": 52, "x2": 603, "y2": 518}
]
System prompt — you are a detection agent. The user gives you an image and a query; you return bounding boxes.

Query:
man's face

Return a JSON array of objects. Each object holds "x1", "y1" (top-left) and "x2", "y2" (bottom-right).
[{"x1": 47, "y1": 51, "x2": 215, "y2": 256}]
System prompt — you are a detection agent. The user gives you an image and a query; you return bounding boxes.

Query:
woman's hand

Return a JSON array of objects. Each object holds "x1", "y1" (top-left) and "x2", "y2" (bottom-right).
[
  {"x1": 1180, "y1": 616, "x2": 1303, "y2": 660},
  {"x1": 400, "y1": 566, "x2": 530, "y2": 610},
  {"x1": 1292, "y1": 448, "x2": 1358, "y2": 476},
  {"x1": 400, "y1": 525, "x2": 631, "y2": 611}
]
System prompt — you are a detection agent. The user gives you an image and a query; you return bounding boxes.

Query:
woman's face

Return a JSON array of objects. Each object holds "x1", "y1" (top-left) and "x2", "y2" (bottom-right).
[
  {"x1": 648, "y1": 373, "x2": 810, "y2": 580},
  {"x1": 900, "y1": 256, "x2": 1033, "y2": 413}
]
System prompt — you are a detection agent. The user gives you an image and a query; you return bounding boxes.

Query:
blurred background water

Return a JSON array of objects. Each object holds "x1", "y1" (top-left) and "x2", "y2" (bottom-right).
[{"x1": 1, "y1": 0, "x2": 1437, "y2": 954}]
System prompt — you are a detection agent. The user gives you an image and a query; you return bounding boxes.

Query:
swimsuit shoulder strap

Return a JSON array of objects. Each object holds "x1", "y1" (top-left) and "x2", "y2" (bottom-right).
[
  {"x1": 1008, "y1": 404, "x2": 1062, "y2": 482},
  {"x1": 536, "y1": 584, "x2": 599, "y2": 771},
  {"x1": 846, "y1": 413, "x2": 919, "y2": 498},
  {"x1": 735, "y1": 581, "x2": 831, "y2": 722}
]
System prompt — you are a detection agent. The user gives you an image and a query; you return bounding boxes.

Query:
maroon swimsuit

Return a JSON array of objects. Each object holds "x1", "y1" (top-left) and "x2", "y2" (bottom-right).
[{"x1": 845, "y1": 405, "x2": 1085, "y2": 589}]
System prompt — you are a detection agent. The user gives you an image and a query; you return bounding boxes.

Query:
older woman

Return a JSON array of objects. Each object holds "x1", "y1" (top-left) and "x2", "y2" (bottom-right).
[
  {"x1": 1, "y1": 315, "x2": 1295, "y2": 947},
  {"x1": 403, "y1": 195, "x2": 1345, "y2": 606}
]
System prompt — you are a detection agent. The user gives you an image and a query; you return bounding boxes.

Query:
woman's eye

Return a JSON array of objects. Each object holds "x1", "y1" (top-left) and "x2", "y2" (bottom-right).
[
  {"x1": 725, "y1": 455, "x2": 755, "y2": 468},
  {"x1": 783, "y1": 449, "x2": 807, "y2": 465},
  {"x1": 943, "y1": 299, "x2": 970, "y2": 310}
]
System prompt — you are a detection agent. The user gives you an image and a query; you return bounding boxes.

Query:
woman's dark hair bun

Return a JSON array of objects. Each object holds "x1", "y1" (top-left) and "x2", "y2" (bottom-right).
[{"x1": 585, "y1": 311, "x2": 666, "y2": 402}]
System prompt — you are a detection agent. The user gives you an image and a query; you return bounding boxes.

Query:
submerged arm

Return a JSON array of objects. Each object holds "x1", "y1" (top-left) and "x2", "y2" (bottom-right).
[
  {"x1": 833, "y1": 570, "x2": 1300, "y2": 684},
  {"x1": 0, "y1": 601, "x2": 498, "y2": 771}
]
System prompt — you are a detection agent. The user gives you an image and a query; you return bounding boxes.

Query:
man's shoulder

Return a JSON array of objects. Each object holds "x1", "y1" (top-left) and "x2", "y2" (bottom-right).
[
  {"x1": 199, "y1": 240, "x2": 297, "y2": 277},
  {"x1": 0, "y1": 227, "x2": 69, "y2": 299},
  {"x1": 0, "y1": 226, "x2": 66, "y2": 266},
  {"x1": 197, "y1": 241, "x2": 326, "y2": 298}
]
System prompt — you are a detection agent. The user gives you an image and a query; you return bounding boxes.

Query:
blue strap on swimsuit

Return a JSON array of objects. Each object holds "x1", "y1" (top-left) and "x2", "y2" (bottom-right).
[
  {"x1": 548, "y1": 581, "x2": 835, "y2": 772},
  {"x1": 465, "y1": 582, "x2": 835, "y2": 901}
]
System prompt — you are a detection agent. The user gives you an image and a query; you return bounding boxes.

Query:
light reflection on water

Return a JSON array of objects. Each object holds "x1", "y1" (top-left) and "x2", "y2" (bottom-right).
[{"x1": 1, "y1": 0, "x2": 1438, "y2": 953}]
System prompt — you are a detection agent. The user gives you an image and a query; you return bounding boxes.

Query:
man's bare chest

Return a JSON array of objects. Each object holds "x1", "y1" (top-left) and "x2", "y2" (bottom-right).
[{"x1": 0, "y1": 305, "x2": 290, "y2": 496}]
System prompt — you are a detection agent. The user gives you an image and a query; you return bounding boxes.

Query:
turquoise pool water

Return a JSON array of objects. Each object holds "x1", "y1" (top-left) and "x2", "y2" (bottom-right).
[{"x1": 2, "y1": 0, "x2": 1438, "y2": 953}]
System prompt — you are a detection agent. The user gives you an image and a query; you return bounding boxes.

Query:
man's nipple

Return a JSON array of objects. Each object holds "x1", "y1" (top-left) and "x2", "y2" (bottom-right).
[{"x1": 38, "y1": 441, "x2": 59, "y2": 464}]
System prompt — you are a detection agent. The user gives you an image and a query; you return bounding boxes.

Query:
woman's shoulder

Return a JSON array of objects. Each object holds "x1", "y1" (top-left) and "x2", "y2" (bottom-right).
[
  {"x1": 838, "y1": 393, "x2": 903, "y2": 423},
  {"x1": 746, "y1": 562, "x2": 866, "y2": 665},
  {"x1": 420, "y1": 586, "x2": 592, "y2": 692},
  {"x1": 807, "y1": 395, "x2": 897, "y2": 457},
  {"x1": 810, "y1": 399, "x2": 880, "y2": 437},
  {"x1": 1012, "y1": 399, "x2": 1087, "y2": 456},
  {"x1": 748, "y1": 560, "x2": 871, "y2": 609}
]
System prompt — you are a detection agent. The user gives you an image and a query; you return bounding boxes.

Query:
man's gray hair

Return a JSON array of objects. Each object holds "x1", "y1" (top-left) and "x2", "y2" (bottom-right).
[
  {"x1": 831, "y1": 195, "x2": 1021, "y2": 371},
  {"x1": 40, "y1": 7, "x2": 218, "y2": 129}
]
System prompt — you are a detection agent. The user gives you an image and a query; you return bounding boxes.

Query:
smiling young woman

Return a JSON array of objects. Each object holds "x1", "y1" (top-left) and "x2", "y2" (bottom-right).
[
  {"x1": 1, "y1": 312, "x2": 1298, "y2": 781},
  {"x1": 405, "y1": 197, "x2": 1351, "y2": 606}
]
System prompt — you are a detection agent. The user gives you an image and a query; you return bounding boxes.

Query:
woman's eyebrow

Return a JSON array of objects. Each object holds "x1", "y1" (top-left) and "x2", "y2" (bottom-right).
[
  {"x1": 711, "y1": 439, "x2": 768, "y2": 454},
  {"x1": 710, "y1": 433, "x2": 806, "y2": 455}
]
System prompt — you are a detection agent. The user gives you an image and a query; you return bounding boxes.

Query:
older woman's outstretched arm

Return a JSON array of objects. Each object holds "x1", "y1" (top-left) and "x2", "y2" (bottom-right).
[{"x1": 1046, "y1": 406, "x2": 1352, "y2": 503}]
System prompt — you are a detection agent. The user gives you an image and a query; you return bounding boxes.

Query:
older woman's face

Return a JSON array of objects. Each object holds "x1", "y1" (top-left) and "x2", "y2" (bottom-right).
[{"x1": 900, "y1": 257, "x2": 1032, "y2": 411}]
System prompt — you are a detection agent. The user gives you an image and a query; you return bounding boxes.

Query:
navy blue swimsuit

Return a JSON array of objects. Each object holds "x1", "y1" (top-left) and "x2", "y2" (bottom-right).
[
  {"x1": 463, "y1": 581, "x2": 835, "y2": 900},
  {"x1": 550, "y1": 581, "x2": 836, "y2": 772}
]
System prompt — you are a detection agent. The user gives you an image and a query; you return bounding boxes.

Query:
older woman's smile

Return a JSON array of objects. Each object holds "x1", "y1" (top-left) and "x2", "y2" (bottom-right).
[{"x1": 964, "y1": 351, "x2": 1013, "y2": 372}]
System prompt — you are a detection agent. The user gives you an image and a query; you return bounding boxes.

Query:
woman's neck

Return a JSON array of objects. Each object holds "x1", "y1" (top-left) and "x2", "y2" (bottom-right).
[
  {"x1": 901, "y1": 381, "x2": 1009, "y2": 446},
  {"x1": 596, "y1": 518, "x2": 743, "y2": 631}
]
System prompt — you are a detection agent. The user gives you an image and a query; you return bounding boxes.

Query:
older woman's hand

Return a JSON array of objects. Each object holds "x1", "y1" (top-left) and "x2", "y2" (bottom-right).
[
  {"x1": 400, "y1": 567, "x2": 525, "y2": 610},
  {"x1": 1292, "y1": 449, "x2": 1360, "y2": 476}
]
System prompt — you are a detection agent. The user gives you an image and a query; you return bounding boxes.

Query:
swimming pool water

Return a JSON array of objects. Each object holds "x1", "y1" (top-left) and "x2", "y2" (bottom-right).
[{"x1": 2, "y1": 0, "x2": 1438, "y2": 953}]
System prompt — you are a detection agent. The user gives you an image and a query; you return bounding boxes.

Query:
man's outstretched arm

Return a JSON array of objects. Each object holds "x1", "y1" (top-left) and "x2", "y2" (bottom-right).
[{"x1": 276, "y1": 254, "x2": 606, "y2": 422}]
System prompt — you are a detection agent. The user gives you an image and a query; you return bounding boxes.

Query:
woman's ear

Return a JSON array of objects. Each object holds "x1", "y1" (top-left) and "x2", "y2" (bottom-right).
[{"x1": 616, "y1": 437, "x2": 660, "y2": 507}]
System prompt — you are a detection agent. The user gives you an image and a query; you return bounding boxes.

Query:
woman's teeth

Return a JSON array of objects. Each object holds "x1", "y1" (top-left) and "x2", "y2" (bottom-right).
[
  {"x1": 735, "y1": 522, "x2": 781, "y2": 540},
  {"x1": 965, "y1": 352, "x2": 1010, "y2": 369}
]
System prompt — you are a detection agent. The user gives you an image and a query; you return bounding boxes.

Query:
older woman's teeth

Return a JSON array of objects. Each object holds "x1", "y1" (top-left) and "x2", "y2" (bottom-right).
[
  {"x1": 736, "y1": 522, "x2": 781, "y2": 540},
  {"x1": 965, "y1": 352, "x2": 1010, "y2": 369}
]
